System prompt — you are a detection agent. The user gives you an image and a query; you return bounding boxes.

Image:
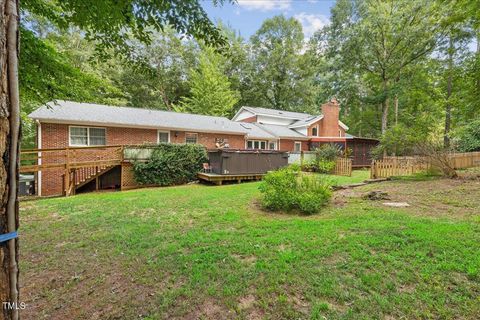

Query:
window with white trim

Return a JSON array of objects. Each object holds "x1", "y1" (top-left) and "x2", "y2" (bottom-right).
[
  {"x1": 268, "y1": 142, "x2": 277, "y2": 150},
  {"x1": 69, "y1": 126, "x2": 106, "y2": 146},
  {"x1": 158, "y1": 130, "x2": 170, "y2": 143},
  {"x1": 294, "y1": 141, "x2": 302, "y2": 152},
  {"x1": 246, "y1": 140, "x2": 267, "y2": 150},
  {"x1": 185, "y1": 133, "x2": 198, "y2": 144}
]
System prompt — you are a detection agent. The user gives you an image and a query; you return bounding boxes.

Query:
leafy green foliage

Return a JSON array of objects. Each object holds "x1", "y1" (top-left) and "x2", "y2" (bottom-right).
[
  {"x1": 315, "y1": 144, "x2": 341, "y2": 162},
  {"x1": 371, "y1": 124, "x2": 428, "y2": 158},
  {"x1": 246, "y1": 16, "x2": 317, "y2": 112},
  {"x1": 23, "y1": 0, "x2": 231, "y2": 62},
  {"x1": 259, "y1": 166, "x2": 332, "y2": 214},
  {"x1": 454, "y1": 119, "x2": 480, "y2": 152},
  {"x1": 133, "y1": 144, "x2": 208, "y2": 186},
  {"x1": 301, "y1": 144, "x2": 340, "y2": 174},
  {"x1": 19, "y1": 27, "x2": 126, "y2": 148},
  {"x1": 119, "y1": 27, "x2": 198, "y2": 110},
  {"x1": 177, "y1": 46, "x2": 240, "y2": 116}
]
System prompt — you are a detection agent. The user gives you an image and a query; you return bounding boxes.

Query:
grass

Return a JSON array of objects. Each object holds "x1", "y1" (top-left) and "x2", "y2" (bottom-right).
[
  {"x1": 19, "y1": 176, "x2": 480, "y2": 319},
  {"x1": 319, "y1": 169, "x2": 370, "y2": 186}
]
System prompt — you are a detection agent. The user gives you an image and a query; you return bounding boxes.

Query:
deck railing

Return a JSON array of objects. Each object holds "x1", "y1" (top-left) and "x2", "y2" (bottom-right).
[{"x1": 20, "y1": 145, "x2": 124, "y2": 196}]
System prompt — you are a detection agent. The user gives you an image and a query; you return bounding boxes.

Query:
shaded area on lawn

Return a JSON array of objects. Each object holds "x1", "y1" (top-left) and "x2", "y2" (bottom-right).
[{"x1": 19, "y1": 175, "x2": 480, "y2": 319}]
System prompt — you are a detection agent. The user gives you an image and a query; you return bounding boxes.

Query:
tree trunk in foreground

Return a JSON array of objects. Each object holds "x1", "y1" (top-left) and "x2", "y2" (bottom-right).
[{"x1": 0, "y1": 0, "x2": 20, "y2": 319}]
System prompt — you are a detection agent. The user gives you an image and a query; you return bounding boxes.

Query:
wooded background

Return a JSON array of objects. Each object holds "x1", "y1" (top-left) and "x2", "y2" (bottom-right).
[{"x1": 19, "y1": 0, "x2": 480, "y2": 155}]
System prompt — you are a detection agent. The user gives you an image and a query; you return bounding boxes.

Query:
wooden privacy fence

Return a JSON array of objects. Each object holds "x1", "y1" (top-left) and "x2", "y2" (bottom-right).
[
  {"x1": 449, "y1": 152, "x2": 480, "y2": 169},
  {"x1": 334, "y1": 157, "x2": 352, "y2": 176},
  {"x1": 370, "y1": 158, "x2": 429, "y2": 179},
  {"x1": 371, "y1": 151, "x2": 480, "y2": 178}
]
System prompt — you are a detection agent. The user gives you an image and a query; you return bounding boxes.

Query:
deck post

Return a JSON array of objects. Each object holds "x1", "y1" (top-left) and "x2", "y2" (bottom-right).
[
  {"x1": 65, "y1": 147, "x2": 71, "y2": 196},
  {"x1": 120, "y1": 163, "x2": 124, "y2": 191}
]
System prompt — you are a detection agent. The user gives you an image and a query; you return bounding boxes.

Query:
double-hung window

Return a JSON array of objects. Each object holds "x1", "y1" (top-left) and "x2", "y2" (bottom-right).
[
  {"x1": 69, "y1": 126, "x2": 106, "y2": 146},
  {"x1": 294, "y1": 141, "x2": 302, "y2": 152},
  {"x1": 185, "y1": 133, "x2": 198, "y2": 144},
  {"x1": 158, "y1": 131, "x2": 170, "y2": 143}
]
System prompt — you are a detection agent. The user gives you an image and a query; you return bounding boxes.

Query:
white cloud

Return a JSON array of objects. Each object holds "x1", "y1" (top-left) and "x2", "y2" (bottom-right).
[
  {"x1": 294, "y1": 12, "x2": 330, "y2": 39},
  {"x1": 237, "y1": 0, "x2": 292, "y2": 11}
]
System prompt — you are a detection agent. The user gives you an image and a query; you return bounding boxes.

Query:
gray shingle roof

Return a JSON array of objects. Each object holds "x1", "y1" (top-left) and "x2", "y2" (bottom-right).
[
  {"x1": 238, "y1": 122, "x2": 276, "y2": 139},
  {"x1": 254, "y1": 123, "x2": 308, "y2": 139},
  {"x1": 29, "y1": 101, "x2": 248, "y2": 135},
  {"x1": 241, "y1": 106, "x2": 315, "y2": 120},
  {"x1": 289, "y1": 115, "x2": 323, "y2": 128}
]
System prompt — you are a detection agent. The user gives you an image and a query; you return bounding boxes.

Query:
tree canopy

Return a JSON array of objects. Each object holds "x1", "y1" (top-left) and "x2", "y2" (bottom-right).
[{"x1": 18, "y1": 0, "x2": 480, "y2": 154}]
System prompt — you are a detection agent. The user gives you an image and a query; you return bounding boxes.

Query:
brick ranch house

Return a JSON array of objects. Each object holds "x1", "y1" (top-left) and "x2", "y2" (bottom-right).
[{"x1": 28, "y1": 98, "x2": 377, "y2": 196}]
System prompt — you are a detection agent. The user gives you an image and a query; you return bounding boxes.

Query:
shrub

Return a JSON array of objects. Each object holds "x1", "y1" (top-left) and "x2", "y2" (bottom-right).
[
  {"x1": 315, "y1": 144, "x2": 342, "y2": 161},
  {"x1": 133, "y1": 144, "x2": 208, "y2": 186},
  {"x1": 259, "y1": 165, "x2": 332, "y2": 215},
  {"x1": 301, "y1": 159, "x2": 318, "y2": 172},
  {"x1": 296, "y1": 175, "x2": 332, "y2": 214},
  {"x1": 317, "y1": 160, "x2": 336, "y2": 174},
  {"x1": 454, "y1": 119, "x2": 480, "y2": 152}
]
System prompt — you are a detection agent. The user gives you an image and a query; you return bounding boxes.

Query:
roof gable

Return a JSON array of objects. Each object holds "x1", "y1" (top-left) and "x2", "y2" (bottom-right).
[{"x1": 233, "y1": 106, "x2": 314, "y2": 121}]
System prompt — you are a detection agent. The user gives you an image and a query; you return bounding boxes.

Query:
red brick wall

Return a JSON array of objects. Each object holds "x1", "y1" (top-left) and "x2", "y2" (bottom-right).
[
  {"x1": 39, "y1": 123, "x2": 246, "y2": 196},
  {"x1": 307, "y1": 119, "x2": 345, "y2": 137},
  {"x1": 279, "y1": 139, "x2": 308, "y2": 152},
  {"x1": 320, "y1": 100, "x2": 340, "y2": 137},
  {"x1": 170, "y1": 131, "x2": 245, "y2": 149}
]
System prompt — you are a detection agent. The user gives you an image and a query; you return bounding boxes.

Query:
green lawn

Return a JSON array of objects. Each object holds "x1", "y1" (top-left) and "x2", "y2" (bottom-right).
[
  {"x1": 20, "y1": 177, "x2": 480, "y2": 319},
  {"x1": 319, "y1": 169, "x2": 370, "y2": 186}
]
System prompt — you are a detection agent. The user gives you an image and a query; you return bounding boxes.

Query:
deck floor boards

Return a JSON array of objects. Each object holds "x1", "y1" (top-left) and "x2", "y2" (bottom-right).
[{"x1": 197, "y1": 172, "x2": 265, "y2": 185}]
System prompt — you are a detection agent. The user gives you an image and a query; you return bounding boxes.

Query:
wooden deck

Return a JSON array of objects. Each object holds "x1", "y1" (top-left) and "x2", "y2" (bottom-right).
[{"x1": 197, "y1": 172, "x2": 265, "y2": 185}]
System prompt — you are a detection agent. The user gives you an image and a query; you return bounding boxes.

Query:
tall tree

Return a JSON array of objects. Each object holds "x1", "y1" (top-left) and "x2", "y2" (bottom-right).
[
  {"x1": 247, "y1": 15, "x2": 317, "y2": 112},
  {"x1": 178, "y1": 46, "x2": 240, "y2": 116},
  {"x1": 1, "y1": 1, "x2": 20, "y2": 319},
  {"x1": 119, "y1": 27, "x2": 198, "y2": 110},
  {"x1": 1, "y1": 1, "x2": 230, "y2": 319},
  {"x1": 324, "y1": 0, "x2": 445, "y2": 134}
]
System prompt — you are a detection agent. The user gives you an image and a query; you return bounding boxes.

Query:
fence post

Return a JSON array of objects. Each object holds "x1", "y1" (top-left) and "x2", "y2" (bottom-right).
[
  {"x1": 370, "y1": 160, "x2": 375, "y2": 179},
  {"x1": 300, "y1": 150, "x2": 304, "y2": 167}
]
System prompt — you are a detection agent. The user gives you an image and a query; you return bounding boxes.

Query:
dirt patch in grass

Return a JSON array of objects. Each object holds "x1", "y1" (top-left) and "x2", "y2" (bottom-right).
[
  {"x1": 180, "y1": 298, "x2": 233, "y2": 320},
  {"x1": 338, "y1": 177, "x2": 480, "y2": 219},
  {"x1": 20, "y1": 252, "x2": 157, "y2": 320}
]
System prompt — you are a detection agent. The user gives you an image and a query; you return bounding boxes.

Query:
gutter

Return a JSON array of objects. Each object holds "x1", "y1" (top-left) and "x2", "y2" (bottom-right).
[{"x1": 28, "y1": 119, "x2": 248, "y2": 136}]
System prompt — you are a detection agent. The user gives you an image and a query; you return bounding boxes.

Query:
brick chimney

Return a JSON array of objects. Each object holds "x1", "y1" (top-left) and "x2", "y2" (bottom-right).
[{"x1": 320, "y1": 97, "x2": 340, "y2": 137}]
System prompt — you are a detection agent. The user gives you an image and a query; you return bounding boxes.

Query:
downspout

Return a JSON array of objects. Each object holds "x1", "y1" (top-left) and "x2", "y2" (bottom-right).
[
  {"x1": 37, "y1": 120, "x2": 42, "y2": 196},
  {"x1": 6, "y1": 0, "x2": 20, "y2": 318}
]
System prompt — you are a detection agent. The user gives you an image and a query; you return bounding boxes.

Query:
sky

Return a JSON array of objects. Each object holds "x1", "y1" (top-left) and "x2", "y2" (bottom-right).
[{"x1": 201, "y1": 0, "x2": 336, "y2": 40}]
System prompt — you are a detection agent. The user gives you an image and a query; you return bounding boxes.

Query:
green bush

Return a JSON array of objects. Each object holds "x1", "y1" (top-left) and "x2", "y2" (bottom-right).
[
  {"x1": 259, "y1": 166, "x2": 332, "y2": 215},
  {"x1": 454, "y1": 119, "x2": 480, "y2": 152},
  {"x1": 133, "y1": 144, "x2": 208, "y2": 186},
  {"x1": 301, "y1": 144, "x2": 339, "y2": 174},
  {"x1": 317, "y1": 160, "x2": 336, "y2": 174},
  {"x1": 315, "y1": 144, "x2": 342, "y2": 161}
]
